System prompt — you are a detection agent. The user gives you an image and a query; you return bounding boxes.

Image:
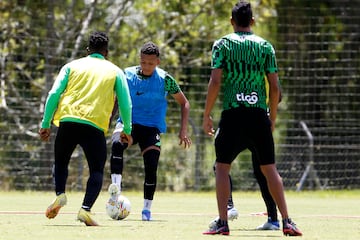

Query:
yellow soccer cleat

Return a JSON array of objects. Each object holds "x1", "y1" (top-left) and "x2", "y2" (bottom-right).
[
  {"x1": 77, "y1": 208, "x2": 99, "y2": 226},
  {"x1": 45, "y1": 193, "x2": 67, "y2": 219}
]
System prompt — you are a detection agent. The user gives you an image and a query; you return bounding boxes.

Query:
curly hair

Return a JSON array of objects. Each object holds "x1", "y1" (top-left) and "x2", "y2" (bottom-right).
[
  {"x1": 88, "y1": 31, "x2": 109, "y2": 53},
  {"x1": 140, "y1": 41, "x2": 160, "y2": 57}
]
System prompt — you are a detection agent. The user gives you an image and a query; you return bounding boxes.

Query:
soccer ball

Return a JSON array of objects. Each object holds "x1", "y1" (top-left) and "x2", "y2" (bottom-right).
[{"x1": 106, "y1": 195, "x2": 131, "y2": 220}]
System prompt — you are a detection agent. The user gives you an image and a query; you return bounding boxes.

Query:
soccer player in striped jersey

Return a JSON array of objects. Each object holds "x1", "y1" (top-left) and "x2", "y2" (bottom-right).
[
  {"x1": 208, "y1": 81, "x2": 283, "y2": 231},
  {"x1": 202, "y1": 1, "x2": 302, "y2": 236}
]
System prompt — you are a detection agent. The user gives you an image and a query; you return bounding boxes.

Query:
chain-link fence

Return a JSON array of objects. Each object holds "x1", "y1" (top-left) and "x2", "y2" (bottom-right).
[{"x1": 0, "y1": 1, "x2": 359, "y2": 192}]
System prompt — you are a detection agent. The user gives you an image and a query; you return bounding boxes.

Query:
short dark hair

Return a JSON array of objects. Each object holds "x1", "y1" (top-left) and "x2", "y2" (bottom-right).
[
  {"x1": 232, "y1": 1, "x2": 253, "y2": 28},
  {"x1": 88, "y1": 31, "x2": 109, "y2": 53},
  {"x1": 140, "y1": 41, "x2": 160, "y2": 57}
]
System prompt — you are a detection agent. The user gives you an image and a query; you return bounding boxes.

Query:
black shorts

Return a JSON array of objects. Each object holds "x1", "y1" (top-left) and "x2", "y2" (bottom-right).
[
  {"x1": 132, "y1": 124, "x2": 161, "y2": 152},
  {"x1": 214, "y1": 106, "x2": 275, "y2": 165}
]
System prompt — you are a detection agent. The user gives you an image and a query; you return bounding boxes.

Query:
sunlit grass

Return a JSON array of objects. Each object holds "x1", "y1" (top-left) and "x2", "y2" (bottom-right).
[{"x1": 0, "y1": 190, "x2": 359, "y2": 240}]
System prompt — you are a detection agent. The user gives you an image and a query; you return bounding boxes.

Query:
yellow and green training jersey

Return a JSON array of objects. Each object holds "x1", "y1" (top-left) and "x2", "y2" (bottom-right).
[{"x1": 41, "y1": 53, "x2": 132, "y2": 134}]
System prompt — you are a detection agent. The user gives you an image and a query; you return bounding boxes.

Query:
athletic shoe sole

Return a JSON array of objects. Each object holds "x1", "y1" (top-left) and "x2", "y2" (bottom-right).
[
  {"x1": 203, "y1": 225, "x2": 230, "y2": 235},
  {"x1": 283, "y1": 228, "x2": 303, "y2": 236}
]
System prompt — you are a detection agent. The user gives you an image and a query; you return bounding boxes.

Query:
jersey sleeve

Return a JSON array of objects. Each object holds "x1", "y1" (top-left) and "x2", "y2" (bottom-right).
[
  {"x1": 264, "y1": 42, "x2": 278, "y2": 74},
  {"x1": 164, "y1": 73, "x2": 181, "y2": 94},
  {"x1": 41, "y1": 65, "x2": 70, "y2": 128},
  {"x1": 114, "y1": 69, "x2": 132, "y2": 134},
  {"x1": 211, "y1": 38, "x2": 226, "y2": 69}
]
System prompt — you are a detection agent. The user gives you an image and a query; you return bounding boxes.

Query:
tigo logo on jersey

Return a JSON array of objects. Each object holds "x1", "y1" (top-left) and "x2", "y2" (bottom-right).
[{"x1": 236, "y1": 92, "x2": 258, "y2": 104}]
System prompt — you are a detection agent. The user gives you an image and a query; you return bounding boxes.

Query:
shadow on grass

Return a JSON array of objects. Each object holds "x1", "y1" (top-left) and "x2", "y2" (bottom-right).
[{"x1": 231, "y1": 228, "x2": 280, "y2": 238}]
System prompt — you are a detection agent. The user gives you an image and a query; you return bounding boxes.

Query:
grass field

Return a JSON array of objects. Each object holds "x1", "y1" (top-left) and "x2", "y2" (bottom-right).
[{"x1": 0, "y1": 190, "x2": 359, "y2": 240}]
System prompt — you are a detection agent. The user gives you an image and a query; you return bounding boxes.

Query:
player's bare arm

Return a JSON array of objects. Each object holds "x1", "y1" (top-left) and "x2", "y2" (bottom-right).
[
  {"x1": 267, "y1": 72, "x2": 280, "y2": 132},
  {"x1": 203, "y1": 68, "x2": 222, "y2": 136},
  {"x1": 172, "y1": 91, "x2": 192, "y2": 148}
]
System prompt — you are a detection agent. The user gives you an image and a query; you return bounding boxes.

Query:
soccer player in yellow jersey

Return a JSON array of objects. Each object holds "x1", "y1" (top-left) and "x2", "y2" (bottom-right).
[{"x1": 39, "y1": 31, "x2": 132, "y2": 226}]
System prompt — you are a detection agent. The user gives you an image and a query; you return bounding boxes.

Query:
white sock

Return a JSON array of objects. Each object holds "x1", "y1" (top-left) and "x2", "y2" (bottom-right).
[
  {"x1": 143, "y1": 199, "x2": 152, "y2": 211},
  {"x1": 111, "y1": 174, "x2": 122, "y2": 192}
]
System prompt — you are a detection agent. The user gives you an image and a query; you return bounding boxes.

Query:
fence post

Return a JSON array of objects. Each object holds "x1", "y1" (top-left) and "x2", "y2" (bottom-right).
[{"x1": 296, "y1": 121, "x2": 322, "y2": 191}]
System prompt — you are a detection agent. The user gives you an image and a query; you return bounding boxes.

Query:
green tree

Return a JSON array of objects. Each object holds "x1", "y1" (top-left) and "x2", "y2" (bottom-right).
[{"x1": 0, "y1": 0, "x2": 282, "y2": 191}]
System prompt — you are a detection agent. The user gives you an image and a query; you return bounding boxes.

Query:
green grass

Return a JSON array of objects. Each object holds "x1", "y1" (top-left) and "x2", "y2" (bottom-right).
[{"x1": 0, "y1": 190, "x2": 359, "y2": 240}]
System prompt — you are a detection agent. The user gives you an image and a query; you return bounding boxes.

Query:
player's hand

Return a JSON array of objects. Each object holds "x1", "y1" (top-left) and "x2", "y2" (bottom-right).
[
  {"x1": 179, "y1": 135, "x2": 192, "y2": 149},
  {"x1": 120, "y1": 132, "x2": 133, "y2": 146},
  {"x1": 39, "y1": 128, "x2": 51, "y2": 141},
  {"x1": 270, "y1": 120, "x2": 275, "y2": 132},
  {"x1": 203, "y1": 115, "x2": 215, "y2": 136}
]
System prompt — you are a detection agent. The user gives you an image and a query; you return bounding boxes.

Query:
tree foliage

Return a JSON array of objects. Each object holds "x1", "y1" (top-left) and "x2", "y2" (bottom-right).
[
  {"x1": 6, "y1": 1, "x2": 358, "y2": 191},
  {"x1": 0, "y1": 0, "x2": 279, "y2": 190}
]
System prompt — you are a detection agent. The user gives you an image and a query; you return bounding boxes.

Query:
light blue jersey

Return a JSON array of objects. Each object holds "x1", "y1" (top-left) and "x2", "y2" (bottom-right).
[{"x1": 118, "y1": 66, "x2": 180, "y2": 133}]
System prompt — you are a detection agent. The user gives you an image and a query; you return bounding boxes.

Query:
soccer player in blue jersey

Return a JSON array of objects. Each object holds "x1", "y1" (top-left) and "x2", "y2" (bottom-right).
[
  {"x1": 202, "y1": 1, "x2": 302, "y2": 236},
  {"x1": 108, "y1": 41, "x2": 191, "y2": 221},
  {"x1": 39, "y1": 31, "x2": 132, "y2": 226}
]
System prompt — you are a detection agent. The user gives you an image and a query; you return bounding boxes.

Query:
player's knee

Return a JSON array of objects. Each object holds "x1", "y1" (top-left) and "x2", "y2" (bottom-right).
[
  {"x1": 144, "y1": 149, "x2": 159, "y2": 167},
  {"x1": 112, "y1": 141, "x2": 127, "y2": 155},
  {"x1": 90, "y1": 171, "x2": 103, "y2": 185},
  {"x1": 144, "y1": 169, "x2": 157, "y2": 185}
]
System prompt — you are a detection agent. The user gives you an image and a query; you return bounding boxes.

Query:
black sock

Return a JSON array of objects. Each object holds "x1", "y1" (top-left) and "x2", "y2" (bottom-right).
[{"x1": 218, "y1": 219, "x2": 228, "y2": 226}]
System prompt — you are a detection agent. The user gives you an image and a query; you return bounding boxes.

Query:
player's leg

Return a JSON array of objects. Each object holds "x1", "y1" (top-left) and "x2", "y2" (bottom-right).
[
  {"x1": 210, "y1": 165, "x2": 238, "y2": 225},
  {"x1": 141, "y1": 147, "x2": 160, "y2": 221},
  {"x1": 77, "y1": 123, "x2": 107, "y2": 226},
  {"x1": 216, "y1": 162, "x2": 231, "y2": 221},
  {"x1": 260, "y1": 166, "x2": 301, "y2": 235},
  {"x1": 46, "y1": 122, "x2": 77, "y2": 219},
  {"x1": 204, "y1": 111, "x2": 244, "y2": 235},
  {"x1": 226, "y1": 175, "x2": 239, "y2": 220},
  {"x1": 260, "y1": 165, "x2": 288, "y2": 218},
  {"x1": 219, "y1": 166, "x2": 236, "y2": 210},
  {"x1": 253, "y1": 114, "x2": 302, "y2": 236},
  {"x1": 204, "y1": 161, "x2": 231, "y2": 235},
  {"x1": 138, "y1": 125, "x2": 161, "y2": 221},
  {"x1": 213, "y1": 164, "x2": 235, "y2": 208},
  {"x1": 109, "y1": 122, "x2": 129, "y2": 196},
  {"x1": 227, "y1": 174, "x2": 234, "y2": 208},
  {"x1": 252, "y1": 153, "x2": 279, "y2": 230}
]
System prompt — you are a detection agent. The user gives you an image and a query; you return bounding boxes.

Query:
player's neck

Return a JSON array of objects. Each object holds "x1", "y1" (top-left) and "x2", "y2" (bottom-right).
[{"x1": 234, "y1": 26, "x2": 251, "y2": 33}]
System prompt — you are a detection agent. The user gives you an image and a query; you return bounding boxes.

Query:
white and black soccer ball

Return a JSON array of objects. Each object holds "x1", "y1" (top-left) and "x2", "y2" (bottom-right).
[{"x1": 106, "y1": 195, "x2": 131, "y2": 220}]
